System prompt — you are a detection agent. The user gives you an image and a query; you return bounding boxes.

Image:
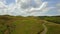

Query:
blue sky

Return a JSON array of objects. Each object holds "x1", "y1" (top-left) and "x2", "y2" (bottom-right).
[
  {"x1": 5, "y1": 0, "x2": 60, "y2": 5},
  {"x1": 5, "y1": 0, "x2": 16, "y2": 5},
  {"x1": 0, "y1": 0, "x2": 60, "y2": 16},
  {"x1": 5, "y1": 0, "x2": 59, "y2": 6}
]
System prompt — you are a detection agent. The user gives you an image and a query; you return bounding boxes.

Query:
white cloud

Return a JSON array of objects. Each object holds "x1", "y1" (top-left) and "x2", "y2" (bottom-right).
[
  {"x1": 0, "y1": 0, "x2": 60, "y2": 16},
  {"x1": 56, "y1": 2, "x2": 60, "y2": 15},
  {"x1": 0, "y1": 1, "x2": 7, "y2": 15}
]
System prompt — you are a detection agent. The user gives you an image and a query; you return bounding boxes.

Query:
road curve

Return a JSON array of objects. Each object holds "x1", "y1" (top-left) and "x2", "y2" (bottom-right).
[{"x1": 40, "y1": 22, "x2": 47, "y2": 34}]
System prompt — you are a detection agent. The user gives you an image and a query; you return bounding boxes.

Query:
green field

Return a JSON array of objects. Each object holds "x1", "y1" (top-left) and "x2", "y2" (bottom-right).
[
  {"x1": 0, "y1": 15, "x2": 60, "y2": 34},
  {"x1": 45, "y1": 21, "x2": 60, "y2": 34}
]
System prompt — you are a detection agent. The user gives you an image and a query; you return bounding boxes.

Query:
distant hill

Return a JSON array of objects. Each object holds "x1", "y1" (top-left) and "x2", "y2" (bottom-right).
[{"x1": 38, "y1": 16, "x2": 60, "y2": 24}]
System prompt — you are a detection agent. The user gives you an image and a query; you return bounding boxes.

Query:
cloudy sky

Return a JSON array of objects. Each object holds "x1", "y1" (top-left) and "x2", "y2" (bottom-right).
[{"x1": 0, "y1": 0, "x2": 60, "y2": 16}]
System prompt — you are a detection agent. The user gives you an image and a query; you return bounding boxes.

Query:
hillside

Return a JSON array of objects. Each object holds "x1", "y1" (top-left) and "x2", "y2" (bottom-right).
[
  {"x1": 0, "y1": 15, "x2": 60, "y2": 34},
  {"x1": 38, "y1": 16, "x2": 60, "y2": 24}
]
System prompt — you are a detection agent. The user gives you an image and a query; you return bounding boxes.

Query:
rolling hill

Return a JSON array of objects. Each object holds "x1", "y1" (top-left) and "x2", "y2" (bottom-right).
[{"x1": 0, "y1": 15, "x2": 60, "y2": 34}]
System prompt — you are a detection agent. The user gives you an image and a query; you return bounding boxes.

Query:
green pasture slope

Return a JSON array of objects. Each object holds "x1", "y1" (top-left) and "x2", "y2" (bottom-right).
[
  {"x1": 0, "y1": 15, "x2": 60, "y2": 34},
  {"x1": 45, "y1": 21, "x2": 60, "y2": 34},
  {"x1": 0, "y1": 15, "x2": 44, "y2": 34},
  {"x1": 39, "y1": 16, "x2": 60, "y2": 34}
]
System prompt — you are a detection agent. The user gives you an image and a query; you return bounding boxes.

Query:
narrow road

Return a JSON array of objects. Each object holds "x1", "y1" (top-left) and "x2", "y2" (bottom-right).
[{"x1": 40, "y1": 22, "x2": 47, "y2": 34}]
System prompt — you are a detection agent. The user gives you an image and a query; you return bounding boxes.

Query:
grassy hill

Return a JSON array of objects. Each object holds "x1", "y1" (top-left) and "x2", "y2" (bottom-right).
[
  {"x1": 38, "y1": 16, "x2": 60, "y2": 24},
  {"x1": 0, "y1": 15, "x2": 60, "y2": 34},
  {"x1": 45, "y1": 21, "x2": 60, "y2": 34}
]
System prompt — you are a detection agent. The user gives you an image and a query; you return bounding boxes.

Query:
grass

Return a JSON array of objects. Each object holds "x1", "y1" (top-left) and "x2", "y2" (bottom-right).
[
  {"x1": 45, "y1": 22, "x2": 60, "y2": 34},
  {"x1": 0, "y1": 16, "x2": 44, "y2": 34},
  {"x1": 38, "y1": 16, "x2": 60, "y2": 24},
  {"x1": 0, "y1": 15, "x2": 60, "y2": 34},
  {"x1": 11, "y1": 17, "x2": 44, "y2": 34}
]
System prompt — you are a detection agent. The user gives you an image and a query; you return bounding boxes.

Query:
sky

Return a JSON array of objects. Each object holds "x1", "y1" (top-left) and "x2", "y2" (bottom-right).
[{"x1": 0, "y1": 0, "x2": 60, "y2": 16}]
